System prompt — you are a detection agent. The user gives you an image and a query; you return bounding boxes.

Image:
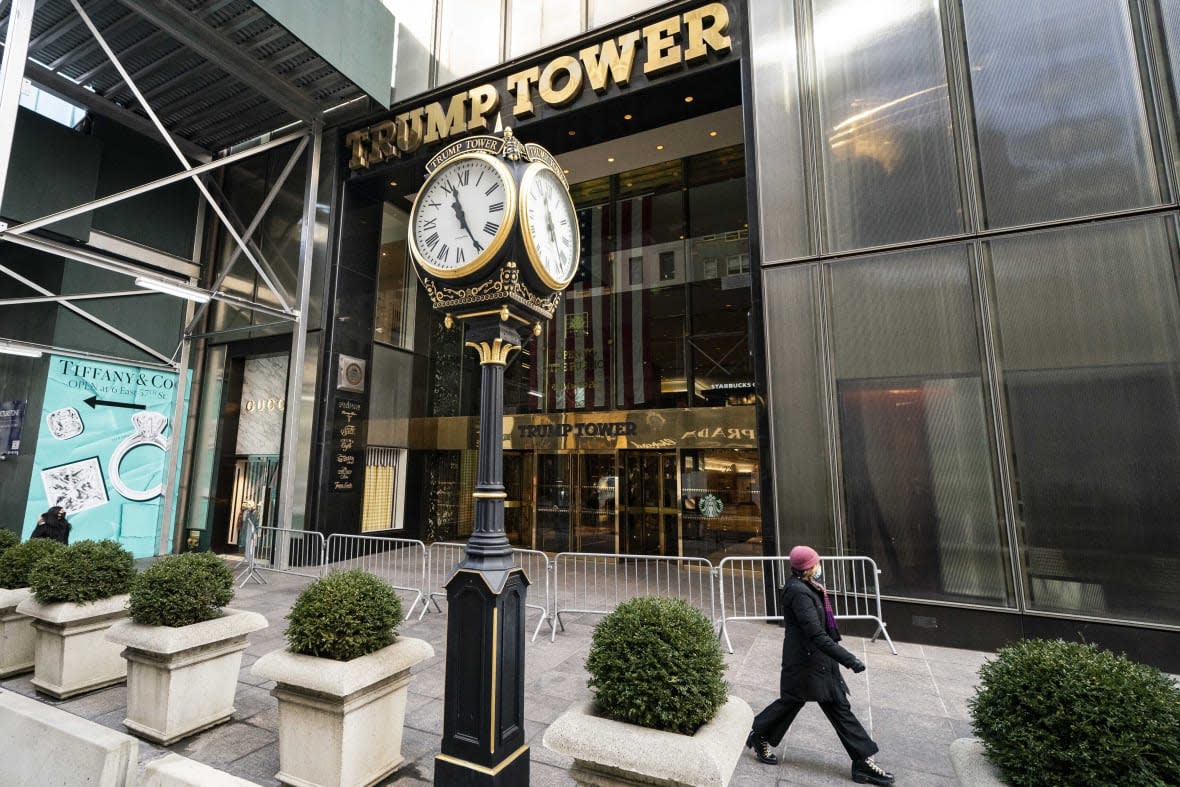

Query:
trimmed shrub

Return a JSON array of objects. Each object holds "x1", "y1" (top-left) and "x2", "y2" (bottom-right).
[
  {"x1": 970, "y1": 638, "x2": 1180, "y2": 787},
  {"x1": 285, "y1": 570, "x2": 402, "y2": 661},
  {"x1": 0, "y1": 529, "x2": 18, "y2": 553},
  {"x1": 0, "y1": 537, "x2": 66, "y2": 589},
  {"x1": 128, "y1": 552, "x2": 234, "y2": 627},
  {"x1": 585, "y1": 596, "x2": 727, "y2": 735},
  {"x1": 29, "y1": 539, "x2": 136, "y2": 604}
]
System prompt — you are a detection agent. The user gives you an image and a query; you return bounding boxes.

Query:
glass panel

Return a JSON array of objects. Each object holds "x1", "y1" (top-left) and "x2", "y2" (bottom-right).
[
  {"x1": 509, "y1": 0, "x2": 582, "y2": 59},
  {"x1": 437, "y1": 0, "x2": 502, "y2": 85},
  {"x1": 536, "y1": 453, "x2": 571, "y2": 552},
  {"x1": 763, "y1": 265, "x2": 833, "y2": 553},
  {"x1": 963, "y1": 0, "x2": 1160, "y2": 227},
  {"x1": 503, "y1": 451, "x2": 534, "y2": 547},
  {"x1": 185, "y1": 345, "x2": 227, "y2": 539},
  {"x1": 374, "y1": 202, "x2": 416, "y2": 349},
  {"x1": 573, "y1": 453, "x2": 617, "y2": 553},
  {"x1": 589, "y1": 0, "x2": 664, "y2": 27},
  {"x1": 389, "y1": 0, "x2": 435, "y2": 100},
  {"x1": 362, "y1": 447, "x2": 406, "y2": 532},
  {"x1": 988, "y1": 215, "x2": 1180, "y2": 624},
  {"x1": 748, "y1": 0, "x2": 810, "y2": 262},
  {"x1": 682, "y1": 449, "x2": 761, "y2": 561},
  {"x1": 829, "y1": 247, "x2": 1010, "y2": 605},
  {"x1": 812, "y1": 0, "x2": 962, "y2": 250}
]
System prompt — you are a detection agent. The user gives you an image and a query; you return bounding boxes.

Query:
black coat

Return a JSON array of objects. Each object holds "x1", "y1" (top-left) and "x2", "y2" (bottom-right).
[
  {"x1": 777, "y1": 575, "x2": 859, "y2": 702},
  {"x1": 30, "y1": 519, "x2": 70, "y2": 544}
]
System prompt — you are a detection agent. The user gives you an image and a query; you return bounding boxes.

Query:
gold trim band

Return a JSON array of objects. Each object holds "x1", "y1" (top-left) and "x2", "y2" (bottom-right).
[
  {"x1": 472, "y1": 491, "x2": 508, "y2": 499},
  {"x1": 490, "y1": 606, "x2": 499, "y2": 753},
  {"x1": 436, "y1": 744, "x2": 529, "y2": 776}
]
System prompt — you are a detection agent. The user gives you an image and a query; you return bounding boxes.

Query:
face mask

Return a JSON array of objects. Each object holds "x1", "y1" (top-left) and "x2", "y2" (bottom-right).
[{"x1": 812, "y1": 564, "x2": 823, "y2": 580}]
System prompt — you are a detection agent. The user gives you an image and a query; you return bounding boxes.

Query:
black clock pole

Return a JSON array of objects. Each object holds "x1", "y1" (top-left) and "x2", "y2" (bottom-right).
[{"x1": 435, "y1": 315, "x2": 530, "y2": 786}]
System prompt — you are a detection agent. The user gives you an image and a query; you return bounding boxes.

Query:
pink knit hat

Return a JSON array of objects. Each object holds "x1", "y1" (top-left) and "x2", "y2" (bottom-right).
[{"x1": 789, "y1": 545, "x2": 820, "y2": 571}]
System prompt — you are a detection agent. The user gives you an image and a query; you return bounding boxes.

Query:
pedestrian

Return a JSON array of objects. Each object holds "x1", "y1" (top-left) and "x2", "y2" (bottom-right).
[
  {"x1": 30, "y1": 505, "x2": 71, "y2": 544},
  {"x1": 746, "y1": 545, "x2": 894, "y2": 785}
]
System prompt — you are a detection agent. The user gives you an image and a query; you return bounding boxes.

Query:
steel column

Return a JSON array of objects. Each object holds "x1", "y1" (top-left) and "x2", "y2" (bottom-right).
[{"x1": 0, "y1": 0, "x2": 34, "y2": 210}]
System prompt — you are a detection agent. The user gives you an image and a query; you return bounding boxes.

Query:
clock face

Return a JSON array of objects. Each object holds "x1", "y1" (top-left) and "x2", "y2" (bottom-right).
[
  {"x1": 520, "y1": 164, "x2": 580, "y2": 291},
  {"x1": 409, "y1": 153, "x2": 515, "y2": 279}
]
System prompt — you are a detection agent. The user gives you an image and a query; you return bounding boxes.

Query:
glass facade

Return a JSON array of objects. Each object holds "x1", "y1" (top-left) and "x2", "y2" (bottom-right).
[{"x1": 754, "y1": 0, "x2": 1180, "y2": 627}]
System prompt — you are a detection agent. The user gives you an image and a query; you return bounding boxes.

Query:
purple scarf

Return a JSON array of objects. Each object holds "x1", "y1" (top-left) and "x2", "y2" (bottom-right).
[{"x1": 809, "y1": 579, "x2": 839, "y2": 633}]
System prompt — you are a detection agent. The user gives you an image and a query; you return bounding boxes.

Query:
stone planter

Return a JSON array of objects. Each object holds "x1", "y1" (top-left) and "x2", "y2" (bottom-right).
[
  {"x1": 0, "y1": 587, "x2": 36, "y2": 678},
  {"x1": 252, "y1": 636, "x2": 434, "y2": 787},
  {"x1": 542, "y1": 696, "x2": 754, "y2": 787},
  {"x1": 106, "y1": 608, "x2": 269, "y2": 745},
  {"x1": 16, "y1": 593, "x2": 130, "y2": 699}
]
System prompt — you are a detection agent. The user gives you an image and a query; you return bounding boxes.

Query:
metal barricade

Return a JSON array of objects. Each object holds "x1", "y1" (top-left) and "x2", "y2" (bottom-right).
[
  {"x1": 550, "y1": 552, "x2": 716, "y2": 642},
  {"x1": 716, "y1": 555, "x2": 897, "y2": 655},
  {"x1": 246, "y1": 526, "x2": 326, "y2": 580},
  {"x1": 425, "y1": 542, "x2": 555, "y2": 642},
  {"x1": 323, "y1": 534, "x2": 428, "y2": 621}
]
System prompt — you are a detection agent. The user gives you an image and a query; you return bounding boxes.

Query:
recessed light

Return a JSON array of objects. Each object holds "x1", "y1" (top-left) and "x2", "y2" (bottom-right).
[
  {"x1": 389, "y1": 180, "x2": 397, "y2": 186},
  {"x1": 607, "y1": 157, "x2": 615, "y2": 163},
  {"x1": 656, "y1": 144, "x2": 664, "y2": 151},
  {"x1": 625, "y1": 182, "x2": 632, "y2": 187},
  {"x1": 568, "y1": 130, "x2": 576, "y2": 136},
  {"x1": 563, "y1": 168, "x2": 569, "y2": 174},
  {"x1": 684, "y1": 96, "x2": 694, "y2": 103},
  {"x1": 624, "y1": 113, "x2": 633, "y2": 120},
  {"x1": 708, "y1": 131, "x2": 717, "y2": 137}
]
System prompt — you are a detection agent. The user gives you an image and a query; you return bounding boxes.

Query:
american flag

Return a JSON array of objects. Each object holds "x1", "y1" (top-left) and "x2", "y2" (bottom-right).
[{"x1": 614, "y1": 194, "x2": 656, "y2": 408}]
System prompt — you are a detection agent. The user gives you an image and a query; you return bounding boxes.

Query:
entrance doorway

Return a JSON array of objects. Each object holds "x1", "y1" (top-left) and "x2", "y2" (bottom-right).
[
  {"x1": 503, "y1": 451, "x2": 534, "y2": 548},
  {"x1": 620, "y1": 451, "x2": 678, "y2": 555},
  {"x1": 535, "y1": 452, "x2": 618, "y2": 553},
  {"x1": 226, "y1": 456, "x2": 279, "y2": 551}
]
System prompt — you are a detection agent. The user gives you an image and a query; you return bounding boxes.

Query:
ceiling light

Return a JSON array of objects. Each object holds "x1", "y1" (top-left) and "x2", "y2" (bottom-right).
[
  {"x1": 134, "y1": 277, "x2": 212, "y2": 303},
  {"x1": 624, "y1": 114, "x2": 633, "y2": 120},
  {"x1": 709, "y1": 130, "x2": 718, "y2": 137},
  {"x1": 607, "y1": 157, "x2": 615, "y2": 163},
  {"x1": 563, "y1": 168, "x2": 569, "y2": 174},
  {"x1": 0, "y1": 341, "x2": 44, "y2": 358},
  {"x1": 656, "y1": 144, "x2": 664, "y2": 151},
  {"x1": 684, "y1": 96, "x2": 694, "y2": 103},
  {"x1": 568, "y1": 130, "x2": 576, "y2": 136},
  {"x1": 388, "y1": 180, "x2": 397, "y2": 187}
]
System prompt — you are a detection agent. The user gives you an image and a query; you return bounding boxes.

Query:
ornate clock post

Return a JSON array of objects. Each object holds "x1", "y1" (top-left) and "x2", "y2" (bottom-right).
[{"x1": 407, "y1": 129, "x2": 578, "y2": 786}]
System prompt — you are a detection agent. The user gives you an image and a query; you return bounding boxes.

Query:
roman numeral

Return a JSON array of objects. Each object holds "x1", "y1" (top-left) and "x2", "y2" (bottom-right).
[
  {"x1": 428, "y1": 200, "x2": 441, "y2": 209},
  {"x1": 489, "y1": 201, "x2": 503, "y2": 212},
  {"x1": 485, "y1": 183, "x2": 499, "y2": 196},
  {"x1": 483, "y1": 221, "x2": 498, "y2": 235},
  {"x1": 422, "y1": 217, "x2": 437, "y2": 231},
  {"x1": 457, "y1": 170, "x2": 470, "y2": 186},
  {"x1": 440, "y1": 243, "x2": 450, "y2": 261},
  {"x1": 475, "y1": 171, "x2": 484, "y2": 186},
  {"x1": 456, "y1": 247, "x2": 466, "y2": 264},
  {"x1": 424, "y1": 232, "x2": 439, "y2": 250}
]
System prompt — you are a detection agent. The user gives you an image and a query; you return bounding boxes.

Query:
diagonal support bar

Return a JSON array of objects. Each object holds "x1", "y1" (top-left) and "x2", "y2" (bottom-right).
[
  {"x1": 0, "y1": 261, "x2": 175, "y2": 365},
  {"x1": 0, "y1": 0, "x2": 34, "y2": 207},
  {"x1": 184, "y1": 135, "x2": 308, "y2": 334},
  {"x1": 0, "y1": 289, "x2": 151, "y2": 305},
  {"x1": 69, "y1": 0, "x2": 295, "y2": 314}
]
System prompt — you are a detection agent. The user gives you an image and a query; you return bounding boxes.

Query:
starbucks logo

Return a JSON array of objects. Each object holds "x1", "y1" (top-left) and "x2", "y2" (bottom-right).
[{"x1": 698, "y1": 493, "x2": 724, "y2": 518}]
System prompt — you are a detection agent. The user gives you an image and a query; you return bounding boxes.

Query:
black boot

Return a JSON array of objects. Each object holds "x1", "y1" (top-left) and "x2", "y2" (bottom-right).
[
  {"x1": 745, "y1": 730, "x2": 778, "y2": 765},
  {"x1": 851, "y1": 757, "x2": 894, "y2": 785}
]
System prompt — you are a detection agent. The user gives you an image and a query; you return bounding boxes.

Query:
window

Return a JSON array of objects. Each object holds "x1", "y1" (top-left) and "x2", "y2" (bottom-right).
[{"x1": 362, "y1": 447, "x2": 407, "y2": 532}]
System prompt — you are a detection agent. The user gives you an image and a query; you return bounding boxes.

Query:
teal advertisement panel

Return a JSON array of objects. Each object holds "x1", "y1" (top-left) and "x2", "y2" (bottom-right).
[{"x1": 21, "y1": 356, "x2": 181, "y2": 557}]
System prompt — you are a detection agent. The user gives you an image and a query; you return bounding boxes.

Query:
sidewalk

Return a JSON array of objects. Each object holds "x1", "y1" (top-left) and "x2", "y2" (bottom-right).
[{"x1": 0, "y1": 566, "x2": 986, "y2": 785}]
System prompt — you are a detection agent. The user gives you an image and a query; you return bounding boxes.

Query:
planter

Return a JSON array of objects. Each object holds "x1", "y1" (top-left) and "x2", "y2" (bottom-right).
[
  {"x1": 16, "y1": 593, "x2": 130, "y2": 699},
  {"x1": 252, "y1": 636, "x2": 434, "y2": 787},
  {"x1": 105, "y1": 607, "x2": 269, "y2": 745},
  {"x1": 0, "y1": 587, "x2": 36, "y2": 677},
  {"x1": 542, "y1": 696, "x2": 753, "y2": 787}
]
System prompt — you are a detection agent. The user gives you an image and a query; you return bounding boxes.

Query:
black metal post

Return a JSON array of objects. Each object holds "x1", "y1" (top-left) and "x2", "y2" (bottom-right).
[{"x1": 435, "y1": 318, "x2": 530, "y2": 786}]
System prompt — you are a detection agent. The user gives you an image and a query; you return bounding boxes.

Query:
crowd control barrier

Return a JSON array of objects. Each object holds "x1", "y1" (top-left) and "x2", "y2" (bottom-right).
[
  {"x1": 241, "y1": 526, "x2": 326, "y2": 584},
  {"x1": 550, "y1": 552, "x2": 715, "y2": 642},
  {"x1": 716, "y1": 555, "x2": 897, "y2": 655}
]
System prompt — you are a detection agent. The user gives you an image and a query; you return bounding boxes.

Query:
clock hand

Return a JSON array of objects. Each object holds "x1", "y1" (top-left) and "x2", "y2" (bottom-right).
[{"x1": 445, "y1": 183, "x2": 484, "y2": 252}]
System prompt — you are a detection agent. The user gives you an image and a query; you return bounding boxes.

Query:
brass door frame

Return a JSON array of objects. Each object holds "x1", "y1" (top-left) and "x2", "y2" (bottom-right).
[{"x1": 619, "y1": 449, "x2": 680, "y2": 556}]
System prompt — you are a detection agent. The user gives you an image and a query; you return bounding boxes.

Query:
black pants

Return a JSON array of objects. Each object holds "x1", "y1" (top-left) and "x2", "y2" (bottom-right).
[{"x1": 751, "y1": 694, "x2": 878, "y2": 762}]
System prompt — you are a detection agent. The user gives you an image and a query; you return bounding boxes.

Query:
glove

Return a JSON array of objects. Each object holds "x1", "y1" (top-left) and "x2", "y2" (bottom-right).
[{"x1": 849, "y1": 658, "x2": 866, "y2": 674}]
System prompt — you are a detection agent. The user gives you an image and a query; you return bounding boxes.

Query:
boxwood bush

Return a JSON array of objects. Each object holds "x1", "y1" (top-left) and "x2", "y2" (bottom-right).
[
  {"x1": 0, "y1": 537, "x2": 66, "y2": 589},
  {"x1": 585, "y1": 596, "x2": 727, "y2": 735},
  {"x1": 285, "y1": 570, "x2": 402, "y2": 661},
  {"x1": 0, "y1": 529, "x2": 18, "y2": 553},
  {"x1": 128, "y1": 552, "x2": 234, "y2": 627},
  {"x1": 970, "y1": 639, "x2": 1180, "y2": 787},
  {"x1": 29, "y1": 539, "x2": 136, "y2": 604}
]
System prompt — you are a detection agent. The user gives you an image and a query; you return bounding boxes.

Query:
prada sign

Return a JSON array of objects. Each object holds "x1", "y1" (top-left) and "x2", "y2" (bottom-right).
[{"x1": 345, "y1": 2, "x2": 732, "y2": 172}]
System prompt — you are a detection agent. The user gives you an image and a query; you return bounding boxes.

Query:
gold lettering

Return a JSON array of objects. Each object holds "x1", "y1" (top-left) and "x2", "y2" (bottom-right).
[
  {"x1": 539, "y1": 55, "x2": 584, "y2": 107},
  {"x1": 579, "y1": 31, "x2": 642, "y2": 94},
  {"x1": 344, "y1": 129, "x2": 370, "y2": 170},
  {"x1": 424, "y1": 95, "x2": 468, "y2": 143},
  {"x1": 683, "y1": 3, "x2": 731, "y2": 63},
  {"x1": 244, "y1": 400, "x2": 255, "y2": 412},
  {"x1": 396, "y1": 109, "x2": 425, "y2": 153},
  {"x1": 642, "y1": 16, "x2": 683, "y2": 77},
  {"x1": 507, "y1": 66, "x2": 541, "y2": 118},
  {"x1": 369, "y1": 120, "x2": 397, "y2": 161},
  {"x1": 466, "y1": 84, "x2": 500, "y2": 131}
]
